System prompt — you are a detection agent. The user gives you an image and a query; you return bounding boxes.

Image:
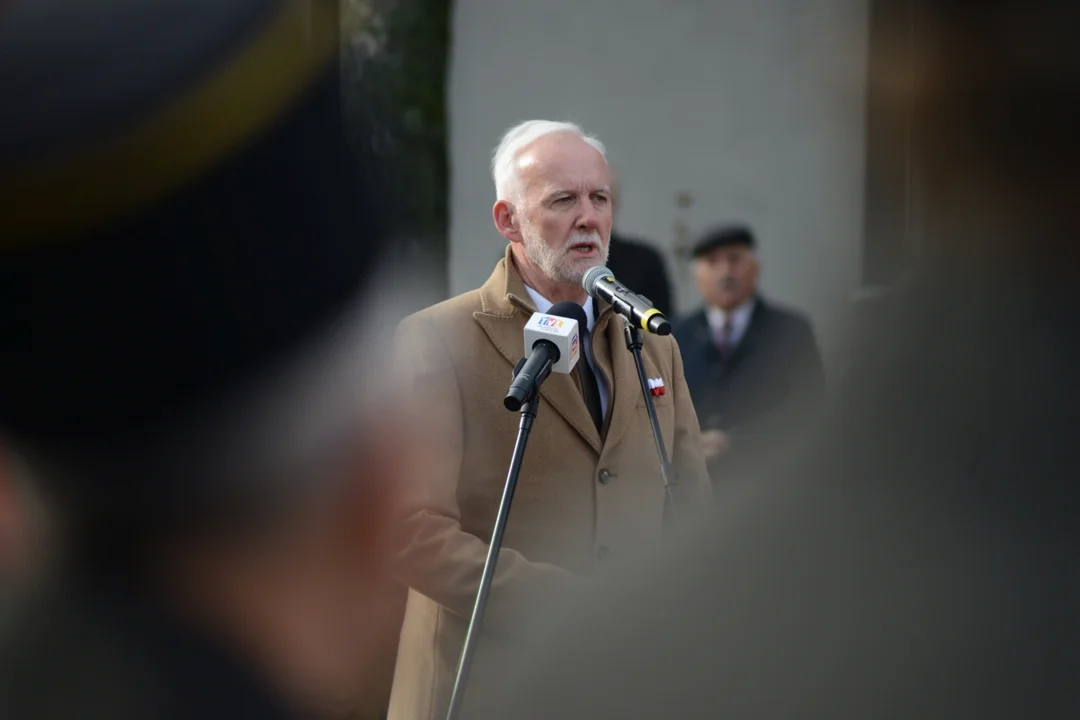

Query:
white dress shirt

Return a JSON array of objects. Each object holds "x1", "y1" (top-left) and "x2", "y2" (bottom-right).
[
  {"x1": 524, "y1": 285, "x2": 610, "y2": 419},
  {"x1": 706, "y1": 298, "x2": 756, "y2": 352}
]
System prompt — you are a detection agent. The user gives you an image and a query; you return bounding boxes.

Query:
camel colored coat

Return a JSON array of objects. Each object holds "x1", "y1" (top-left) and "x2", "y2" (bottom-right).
[{"x1": 387, "y1": 248, "x2": 711, "y2": 720}]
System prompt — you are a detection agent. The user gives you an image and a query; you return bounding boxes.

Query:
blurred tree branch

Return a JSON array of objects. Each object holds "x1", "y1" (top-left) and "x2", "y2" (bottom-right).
[{"x1": 340, "y1": 0, "x2": 450, "y2": 292}]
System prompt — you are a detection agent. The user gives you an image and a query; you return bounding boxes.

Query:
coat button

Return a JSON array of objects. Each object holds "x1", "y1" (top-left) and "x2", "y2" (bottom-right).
[
  {"x1": 597, "y1": 545, "x2": 611, "y2": 562},
  {"x1": 598, "y1": 468, "x2": 615, "y2": 484}
]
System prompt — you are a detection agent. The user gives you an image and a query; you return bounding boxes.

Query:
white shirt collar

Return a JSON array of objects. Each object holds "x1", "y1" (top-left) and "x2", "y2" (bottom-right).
[
  {"x1": 523, "y1": 285, "x2": 595, "y2": 332},
  {"x1": 706, "y1": 297, "x2": 755, "y2": 344}
]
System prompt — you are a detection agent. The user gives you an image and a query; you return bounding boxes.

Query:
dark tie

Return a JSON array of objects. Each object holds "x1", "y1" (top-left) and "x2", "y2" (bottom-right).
[
  {"x1": 714, "y1": 318, "x2": 734, "y2": 359},
  {"x1": 577, "y1": 354, "x2": 604, "y2": 433},
  {"x1": 576, "y1": 306, "x2": 604, "y2": 432}
]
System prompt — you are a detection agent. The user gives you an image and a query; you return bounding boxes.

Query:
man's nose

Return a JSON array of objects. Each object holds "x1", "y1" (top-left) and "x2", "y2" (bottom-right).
[{"x1": 575, "y1": 201, "x2": 600, "y2": 230}]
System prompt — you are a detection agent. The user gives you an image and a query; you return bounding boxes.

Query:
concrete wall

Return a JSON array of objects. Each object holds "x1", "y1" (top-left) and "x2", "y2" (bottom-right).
[{"x1": 447, "y1": 0, "x2": 868, "y2": 371}]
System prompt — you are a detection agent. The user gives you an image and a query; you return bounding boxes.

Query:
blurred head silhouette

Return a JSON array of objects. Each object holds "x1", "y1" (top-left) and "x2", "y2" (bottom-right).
[
  {"x1": 0, "y1": 2, "x2": 410, "y2": 717},
  {"x1": 903, "y1": 1, "x2": 1080, "y2": 272}
]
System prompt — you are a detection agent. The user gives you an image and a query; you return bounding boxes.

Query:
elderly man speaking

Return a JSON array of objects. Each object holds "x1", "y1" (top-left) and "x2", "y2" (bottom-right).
[{"x1": 387, "y1": 120, "x2": 711, "y2": 720}]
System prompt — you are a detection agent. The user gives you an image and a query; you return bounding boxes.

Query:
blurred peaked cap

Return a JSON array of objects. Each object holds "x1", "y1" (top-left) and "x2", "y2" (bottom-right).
[
  {"x1": 0, "y1": 0, "x2": 388, "y2": 446},
  {"x1": 691, "y1": 224, "x2": 756, "y2": 258}
]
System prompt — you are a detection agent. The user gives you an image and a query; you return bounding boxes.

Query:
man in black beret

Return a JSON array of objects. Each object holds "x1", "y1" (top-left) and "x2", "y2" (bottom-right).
[
  {"x1": 672, "y1": 224, "x2": 825, "y2": 486},
  {"x1": 0, "y1": 2, "x2": 409, "y2": 718}
]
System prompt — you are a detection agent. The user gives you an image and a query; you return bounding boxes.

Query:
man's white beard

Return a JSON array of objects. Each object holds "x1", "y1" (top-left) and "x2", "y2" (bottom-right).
[{"x1": 521, "y1": 221, "x2": 609, "y2": 286}]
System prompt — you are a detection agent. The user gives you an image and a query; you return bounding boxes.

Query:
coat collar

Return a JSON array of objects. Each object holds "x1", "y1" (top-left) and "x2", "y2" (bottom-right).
[
  {"x1": 474, "y1": 246, "x2": 635, "y2": 455},
  {"x1": 476, "y1": 245, "x2": 535, "y2": 319}
]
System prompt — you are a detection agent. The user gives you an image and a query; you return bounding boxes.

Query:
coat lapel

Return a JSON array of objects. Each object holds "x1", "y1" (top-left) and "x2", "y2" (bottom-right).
[
  {"x1": 471, "y1": 248, "x2": 603, "y2": 454},
  {"x1": 688, "y1": 310, "x2": 720, "y2": 369},
  {"x1": 594, "y1": 307, "x2": 652, "y2": 451}
]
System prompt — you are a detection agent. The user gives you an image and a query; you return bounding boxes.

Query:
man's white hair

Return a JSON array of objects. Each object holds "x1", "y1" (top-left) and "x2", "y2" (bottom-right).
[{"x1": 491, "y1": 120, "x2": 607, "y2": 202}]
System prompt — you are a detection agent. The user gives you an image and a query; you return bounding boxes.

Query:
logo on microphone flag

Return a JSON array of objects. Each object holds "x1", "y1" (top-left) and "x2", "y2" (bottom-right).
[{"x1": 537, "y1": 316, "x2": 564, "y2": 329}]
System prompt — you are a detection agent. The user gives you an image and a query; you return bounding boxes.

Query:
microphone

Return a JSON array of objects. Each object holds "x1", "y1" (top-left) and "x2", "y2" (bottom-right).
[
  {"x1": 582, "y1": 266, "x2": 671, "y2": 336},
  {"x1": 504, "y1": 301, "x2": 586, "y2": 411}
]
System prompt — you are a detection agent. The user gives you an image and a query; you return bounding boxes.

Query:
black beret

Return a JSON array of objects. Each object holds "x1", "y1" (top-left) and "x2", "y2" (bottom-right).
[
  {"x1": 691, "y1": 225, "x2": 756, "y2": 258},
  {"x1": 0, "y1": 1, "x2": 385, "y2": 449}
]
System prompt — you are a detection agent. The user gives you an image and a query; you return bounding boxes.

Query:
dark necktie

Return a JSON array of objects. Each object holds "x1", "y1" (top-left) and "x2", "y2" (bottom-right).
[
  {"x1": 714, "y1": 318, "x2": 734, "y2": 359},
  {"x1": 578, "y1": 355, "x2": 604, "y2": 433},
  {"x1": 576, "y1": 306, "x2": 604, "y2": 432}
]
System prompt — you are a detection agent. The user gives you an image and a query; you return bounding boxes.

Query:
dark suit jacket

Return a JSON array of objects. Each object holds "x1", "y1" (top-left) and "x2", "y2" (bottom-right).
[
  {"x1": 606, "y1": 234, "x2": 674, "y2": 317},
  {"x1": 674, "y1": 297, "x2": 824, "y2": 433},
  {"x1": 673, "y1": 297, "x2": 825, "y2": 481}
]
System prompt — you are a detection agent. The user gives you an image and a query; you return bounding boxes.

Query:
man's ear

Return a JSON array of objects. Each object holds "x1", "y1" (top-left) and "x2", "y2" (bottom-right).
[{"x1": 493, "y1": 200, "x2": 523, "y2": 244}]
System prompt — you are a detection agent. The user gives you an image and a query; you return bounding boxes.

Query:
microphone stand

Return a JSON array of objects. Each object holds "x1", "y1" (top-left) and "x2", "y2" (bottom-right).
[
  {"x1": 445, "y1": 357, "x2": 545, "y2": 720},
  {"x1": 622, "y1": 319, "x2": 679, "y2": 516}
]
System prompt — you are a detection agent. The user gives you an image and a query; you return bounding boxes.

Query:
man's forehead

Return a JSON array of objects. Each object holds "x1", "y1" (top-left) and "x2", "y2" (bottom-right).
[
  {"x1": 517, "y1": 136, "x2": 609, "y2": 182},
  {"x1": 521, "y1": 163, "x2": 611, "y2": 196}
]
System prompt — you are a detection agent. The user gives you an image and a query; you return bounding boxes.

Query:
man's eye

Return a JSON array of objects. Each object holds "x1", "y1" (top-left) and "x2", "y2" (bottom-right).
[
  {"x1": 593, "y1": 194, "x2": 609, "y2": 204},
  {"x1": 555, "y1": 196, "x2": 574, "y2": 205}
]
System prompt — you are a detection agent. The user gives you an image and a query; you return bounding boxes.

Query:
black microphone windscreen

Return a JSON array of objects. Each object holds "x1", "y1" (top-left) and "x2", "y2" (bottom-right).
[{"x1": 547, "y1": 301, "x2": 589, "y2": 332}]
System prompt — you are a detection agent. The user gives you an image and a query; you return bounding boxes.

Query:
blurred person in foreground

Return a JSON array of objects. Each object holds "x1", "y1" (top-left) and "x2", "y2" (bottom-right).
[
  {"x1": 673, "y1": 224, "x2": 825, "y2": 487},
  {"x1": 0, "y1": 452, "x2": 27, "y2": 583},
  {"x1": 473, "y1": 1, "x2": 1080, "y2": 717},
  {"x1": 0, "y1": 2, "x2": 408, "y2": 718},
  {"x1": 386, "y1": 120, "x2": 711, "y2": 720}
]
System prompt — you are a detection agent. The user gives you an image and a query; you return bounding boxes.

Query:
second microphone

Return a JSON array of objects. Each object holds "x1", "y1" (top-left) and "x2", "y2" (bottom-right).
[{"x1": 504, "y1": 301, "x2": 588, "y2": 411}]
